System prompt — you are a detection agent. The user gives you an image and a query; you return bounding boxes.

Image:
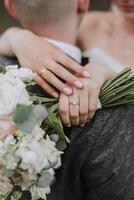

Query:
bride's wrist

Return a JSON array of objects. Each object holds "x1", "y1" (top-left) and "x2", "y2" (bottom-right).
[
  {"x1": 6, "y1": 27, "x2": 23, "y2": 53},
  {"x1": 105, "y1": 67, "x2": 116, "y2": 80},
  {"x1": 94, "y1": 63, "x2": 116, "y2": 80},
  {"x1": 10, "y1": 28, "x2": 32, "y2": 54}
]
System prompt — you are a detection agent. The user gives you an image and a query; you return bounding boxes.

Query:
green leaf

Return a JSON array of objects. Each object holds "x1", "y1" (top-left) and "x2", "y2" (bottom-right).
[
  {"x1": 13, "y1": 104, "x2": 33, "y2": 123},
  {"x1": 11, "y1": 191, "x2": 22, "y2": 200},
  {"x1": 34, "y1": 104, "x2": 48, "y2": 123},
  {"x1": 0, "y1": 64, "x2": 7, "y2": 74},
  {"x1": 100, "y1": 67, "x2": 134, "y2": 107},
  {"x1": 30, "y1": 94, "x2": 57, "y2": 107},
  {"x1": 45, "y1": 112, "x2": 67, "y2": 150},
  {"x1": 13, "y1": 104, "x2": 48, "y2": 134},
  {"x1": 0, "y1": 181, "x2": 13, "y2": 199},
  {"x1": 13, "y1": 104, "x2": 35, "y2": 133},
  {"x1": 3, "y1": 166, "x2": 15, "y2": 177}
]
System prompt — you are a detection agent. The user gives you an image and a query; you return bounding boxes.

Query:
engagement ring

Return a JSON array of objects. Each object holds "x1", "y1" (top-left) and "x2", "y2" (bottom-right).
[{"x1": 69, "y1": 101, "x2": 79, "y2": 106}]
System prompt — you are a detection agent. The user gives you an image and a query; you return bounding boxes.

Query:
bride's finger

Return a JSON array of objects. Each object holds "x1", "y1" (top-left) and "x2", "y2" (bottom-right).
[
  {"x1": 57, "y1": 53, "x2": 90, "y2": 78},
  {"x1": 58, "y1": 94, "x2": 70, "y2": 127},
  {"x1": 69, "y1": 88, "x2": 79, "y2": 126},
  {"x1": 88, "y1": 90, "x2": 99, "y2": 120},
  {"x1": 48, "y1": 62, "x2": 83, "y2": 89},
  {"x1": 34, "y1": 73, "x2": 59, "y2": 98},
  {"x1": 79, "y1": 88, "x2": 89, "y2": 126},
  {"x1": 40, "y1": 69, "x2": 73, "y2": 95}
]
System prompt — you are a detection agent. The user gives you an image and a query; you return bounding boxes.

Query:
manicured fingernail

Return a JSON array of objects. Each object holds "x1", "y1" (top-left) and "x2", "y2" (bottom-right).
[
  {"x1": 83, "y1": 70, "x2": 90, "y2": 78},
  {"x1": 63, "y1": 87, "x2": 72, "y2": 95},
  {"x1": 52, "y1": 92, "x2": 59, "y2": 98},
  {"x1": 75, "y1": 80, "x2": 83, "y2": 88}
]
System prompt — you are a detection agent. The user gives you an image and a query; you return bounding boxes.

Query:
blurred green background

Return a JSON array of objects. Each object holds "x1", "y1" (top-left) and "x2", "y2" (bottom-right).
[{"x1": 0, "y1": 0, "x2": 111, "y2": 34}]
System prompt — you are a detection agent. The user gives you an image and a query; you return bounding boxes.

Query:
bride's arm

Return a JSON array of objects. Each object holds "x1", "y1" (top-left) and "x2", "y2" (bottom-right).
[
  {"x1": 0, "y1": 27, "x2": 20, "y2": 56},
  {"x1": 0, "y1": 27, "x2": 90, "y2": 97}
]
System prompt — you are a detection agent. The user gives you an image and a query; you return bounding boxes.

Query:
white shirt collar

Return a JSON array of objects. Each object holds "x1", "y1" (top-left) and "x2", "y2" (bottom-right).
[{"x1": 43, "y1": 38, "x2": 82, "y2": 63}]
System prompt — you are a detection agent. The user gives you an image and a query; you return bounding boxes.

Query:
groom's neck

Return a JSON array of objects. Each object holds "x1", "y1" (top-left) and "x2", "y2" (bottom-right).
[{"x1": 22, "y1": 19, "x2": 79, "y2": 45}]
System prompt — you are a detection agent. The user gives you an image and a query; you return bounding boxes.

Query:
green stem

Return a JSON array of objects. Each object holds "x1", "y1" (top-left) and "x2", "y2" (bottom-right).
[{"x1": 100, "y1": 69, "x2": 132, "y2": 96}]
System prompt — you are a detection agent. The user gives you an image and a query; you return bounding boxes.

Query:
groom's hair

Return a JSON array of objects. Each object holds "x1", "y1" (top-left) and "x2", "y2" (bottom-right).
[{"x1": 13, "y1": 0, "x2": 74, "y2": 25}]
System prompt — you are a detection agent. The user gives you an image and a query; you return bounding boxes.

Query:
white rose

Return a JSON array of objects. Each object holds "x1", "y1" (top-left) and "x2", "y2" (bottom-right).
[
  {"x1": 31, "y1": 125, "x2": 45, "y2": 140},
  {"x1": 16, "y1": 134, "x2": 62, "y2": 174},
  {"x1": 0, "y1": 74, "x2": 32, "y2": 119},
  {"x1": 6, "y1": 66, "x2": 34, "y2": 82}
]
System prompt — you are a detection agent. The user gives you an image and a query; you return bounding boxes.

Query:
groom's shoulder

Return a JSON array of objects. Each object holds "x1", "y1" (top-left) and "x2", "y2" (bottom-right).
[
  {"x1": 69, "y1": 105, "x2": 132, "y2": 142},
  {"x1": 67, "y1": 105, "x2": 134, "y2": 159}
]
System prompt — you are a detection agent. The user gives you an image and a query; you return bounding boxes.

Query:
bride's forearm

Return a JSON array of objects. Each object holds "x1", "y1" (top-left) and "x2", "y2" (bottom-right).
[{"x1": 0, "y1": 27, "x2": 22, "y2": 56}]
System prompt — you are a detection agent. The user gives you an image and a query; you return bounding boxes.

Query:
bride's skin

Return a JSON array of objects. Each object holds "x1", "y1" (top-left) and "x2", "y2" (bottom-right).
[{"x1": 77, "y1": 0, "x2": 134, "y2": 66}]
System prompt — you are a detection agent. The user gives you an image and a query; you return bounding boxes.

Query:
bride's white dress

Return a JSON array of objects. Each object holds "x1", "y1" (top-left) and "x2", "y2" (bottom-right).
[{"x1": 83, "y1": 47, "x2": 124, "y2": 73}]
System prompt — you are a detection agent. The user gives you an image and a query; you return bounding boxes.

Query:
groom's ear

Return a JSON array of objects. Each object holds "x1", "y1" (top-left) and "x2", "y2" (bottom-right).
[
  {"x1": 4, "y1": 0, "x2": 17, "y2": 19},
  {"x1": 77, "y1": 0, "x2": 90, "y2": 13}
]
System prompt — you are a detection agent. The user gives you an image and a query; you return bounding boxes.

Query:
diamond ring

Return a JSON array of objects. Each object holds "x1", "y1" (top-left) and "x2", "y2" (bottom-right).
[{"x1": 69, "y1": 101, "x2": 79, "y2": 106}]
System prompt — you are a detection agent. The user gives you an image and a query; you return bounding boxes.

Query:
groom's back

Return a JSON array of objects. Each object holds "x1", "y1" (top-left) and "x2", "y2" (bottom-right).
[{"x1": 48, "y1": 105, "x2": 134, "y2": 200}]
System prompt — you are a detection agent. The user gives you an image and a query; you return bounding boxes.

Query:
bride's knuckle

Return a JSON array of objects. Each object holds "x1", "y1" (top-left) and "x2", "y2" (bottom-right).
[
  {"x1": 80, "y1": 110, "x2": 86, "y2": 116},
  {"x1": 83, "y1": 81, "x2": 89, "y2": 89},
  {"x1": 70, "y1": 113, "x2": 78, "y2": 119},
  {"x1": 49, "y1": 65, "x2": 57, "y2": 71},
  {"x1": 91, "y1": 84, "x2": 99, "y2": 91},
  {"x1": 59, "y1": 107, "x2": 68, "y2": 115},
  {"x1": 89, "y1": 107, "x2": 95, "y2": 113}
]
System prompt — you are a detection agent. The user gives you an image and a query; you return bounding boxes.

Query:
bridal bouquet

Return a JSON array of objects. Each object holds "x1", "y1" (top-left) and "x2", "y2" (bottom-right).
[
  {"x1": 0, "y1": 64, "x2": 134, "y2": 200},
  {"x1": 0, "y1": 65, "x2": 62, "y2": 200}
]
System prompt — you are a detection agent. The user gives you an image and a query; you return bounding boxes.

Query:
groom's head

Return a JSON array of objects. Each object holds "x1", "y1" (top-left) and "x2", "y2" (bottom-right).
[{"x1": 4, "y1": 0, "x2": 89, "y2": 30}]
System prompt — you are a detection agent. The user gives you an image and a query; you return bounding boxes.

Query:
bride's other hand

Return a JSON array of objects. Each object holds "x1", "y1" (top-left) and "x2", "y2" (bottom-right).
[
  {"x1": 0, "y1": 28, "x2": 90, "y2": 98},
  {"x1": 59, "y1": 85, "x2": 89, "y2": 127},
  {"x1": 59, "y1": 64, "x2": 115, "y2": 126}
]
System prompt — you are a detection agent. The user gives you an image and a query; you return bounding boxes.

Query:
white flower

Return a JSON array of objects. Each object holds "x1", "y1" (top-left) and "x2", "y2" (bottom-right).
[
  {"x1": 5, "y1": 155, "x2": 18, "y2": 170},
  {"x1": 31, "y1": 125, "x2": 45, "y2": 140},
  {"x1": 6, "y1": 66, "x2": 34, "y2": 82},
  {"x1": 38, "y1": 168, "x2": 55, "y2": 188},
  {"x1": 0, "y1": 135, "x2": 16, "y2": 158},
  {"x1": 0, "y1": 136, "x2": 17, "y2": 170},
  {"x1": 4, "y1": 135, "x2": 16, "y2": 146},
  {"x1": 16, "y1": 134, "x2": 62, "y2": 174},
  {"x1": 0, "y1": 74, "x2": 32, "y2": 119},
  {"x1": 0, "y1": 142, "x2": 7, "y2": 158}
]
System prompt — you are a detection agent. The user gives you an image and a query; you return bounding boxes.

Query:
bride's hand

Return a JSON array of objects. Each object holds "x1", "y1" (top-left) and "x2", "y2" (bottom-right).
[
  {"x1": 59, "y1": 63, "x2": 115, "y2": 126},
  {"x1": 0, "y1": 28, "x2": 90, "y2": 98},
  {"x1": 59, "y1": 85, "x2": 89, "y2": 127}
]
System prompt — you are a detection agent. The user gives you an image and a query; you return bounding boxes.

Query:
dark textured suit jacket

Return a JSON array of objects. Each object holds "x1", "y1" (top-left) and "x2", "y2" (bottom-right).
[{"x1": 1, "y1": 56, "x2": 134, "y2": 200}]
